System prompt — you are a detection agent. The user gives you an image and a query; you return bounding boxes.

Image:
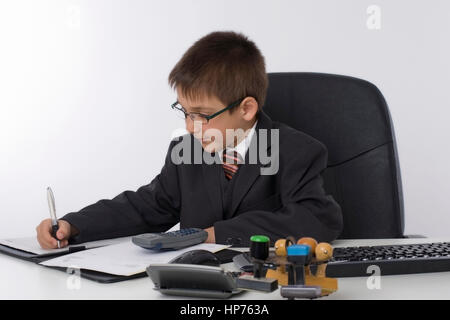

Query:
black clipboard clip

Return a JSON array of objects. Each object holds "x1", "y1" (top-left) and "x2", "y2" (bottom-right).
[{"x1": 68, "y1": 245, "x2": 86, "y2": 253}]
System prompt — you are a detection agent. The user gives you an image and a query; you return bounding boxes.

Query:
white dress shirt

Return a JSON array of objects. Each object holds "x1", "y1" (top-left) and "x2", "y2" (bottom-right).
[{"x1": 221, "y1": 120, "x2": 258, "y2": 163}]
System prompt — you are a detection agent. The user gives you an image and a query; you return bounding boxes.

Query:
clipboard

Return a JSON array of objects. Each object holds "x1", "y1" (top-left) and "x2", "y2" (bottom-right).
[
  {"x1": 0, "y1": 242, "x2": 242, "y2": 284},
  {"x1": 0, "y1": 241, "x2": 147, "y2": 283}
]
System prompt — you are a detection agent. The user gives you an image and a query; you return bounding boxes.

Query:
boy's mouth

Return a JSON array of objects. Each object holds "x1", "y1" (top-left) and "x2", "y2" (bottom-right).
[
  {"x1": 199, "y1": 136, "x2": 220, "y2": 153},
  {"x1": 201, "y1": 136, "x2": 215, "y2": 143}
]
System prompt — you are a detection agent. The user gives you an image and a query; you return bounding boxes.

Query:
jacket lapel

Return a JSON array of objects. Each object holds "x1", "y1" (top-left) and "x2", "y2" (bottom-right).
[
  {"x1": 226, "y1": 111, "x2": 274, "y2": 219},
  {"x1": 201, "y1": 149, "x2": 225, "y2": 222}
]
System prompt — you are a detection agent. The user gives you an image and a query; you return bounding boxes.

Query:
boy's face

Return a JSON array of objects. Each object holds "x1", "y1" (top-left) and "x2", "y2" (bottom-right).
[{"x1": 176, "y1": 87, "x2": 258, "y2": 153}]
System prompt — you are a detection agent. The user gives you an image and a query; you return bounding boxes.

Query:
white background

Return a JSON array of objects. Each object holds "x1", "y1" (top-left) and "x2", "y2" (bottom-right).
[{"x1": 0, "y1": 0, "x2": 449, "y2": 238}]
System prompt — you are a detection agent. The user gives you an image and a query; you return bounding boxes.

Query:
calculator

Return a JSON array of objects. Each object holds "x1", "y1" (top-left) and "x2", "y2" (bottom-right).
[{"x1": 131, "y1": 228, "x2": 208, "y2": 251}]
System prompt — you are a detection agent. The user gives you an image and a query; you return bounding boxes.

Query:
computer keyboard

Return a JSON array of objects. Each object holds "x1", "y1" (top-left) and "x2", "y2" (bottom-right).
[{"x1": 325, "y1": 242, "x2": 450, "y2": 277}]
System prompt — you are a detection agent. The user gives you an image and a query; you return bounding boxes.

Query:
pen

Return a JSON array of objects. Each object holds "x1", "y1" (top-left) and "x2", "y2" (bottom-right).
[{"x1": 47, "y1": 187, "x2": 60, "y2": 249}]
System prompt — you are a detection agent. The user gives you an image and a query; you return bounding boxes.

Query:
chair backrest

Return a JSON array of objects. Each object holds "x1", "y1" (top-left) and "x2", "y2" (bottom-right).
[{"x1": 263, "y1": 72, "x2": 404, "y2": 239}]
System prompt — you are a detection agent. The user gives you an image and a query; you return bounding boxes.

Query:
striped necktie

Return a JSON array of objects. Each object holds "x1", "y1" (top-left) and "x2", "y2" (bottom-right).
[{"x1": 222, "y1": 150, "x2": 243, "y2": 180}]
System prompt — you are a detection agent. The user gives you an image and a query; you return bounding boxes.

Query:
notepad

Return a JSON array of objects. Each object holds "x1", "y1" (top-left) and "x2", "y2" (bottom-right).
[
  {"x1": 40, "y1": 240, "x2": 229, "y2": 276},
  {"x1": 0, "y1": 223, "x2": 182, "y2": 258},
  {"x1": 0, "y1": 236, "x2": 131, "y2": 257}
]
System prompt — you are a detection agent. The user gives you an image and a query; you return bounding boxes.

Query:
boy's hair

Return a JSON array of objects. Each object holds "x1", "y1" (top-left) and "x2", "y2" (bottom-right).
[{"x1": 168, "y1": 31, "x2": 268, "y2": 112}]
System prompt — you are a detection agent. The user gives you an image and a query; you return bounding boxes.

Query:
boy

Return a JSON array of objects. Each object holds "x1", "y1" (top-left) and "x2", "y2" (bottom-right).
[{"x1": 36, "y1": 31, "x2": 343, "y2": 248}]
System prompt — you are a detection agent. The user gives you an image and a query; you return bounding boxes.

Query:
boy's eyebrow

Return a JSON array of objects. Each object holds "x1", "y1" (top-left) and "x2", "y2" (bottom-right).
[
  {"x1": 190, "y1": 106, "x2": 211, "y2": 112},
  {"x1": 177, "y1": 100, "x2": 212, "y2": 112}
]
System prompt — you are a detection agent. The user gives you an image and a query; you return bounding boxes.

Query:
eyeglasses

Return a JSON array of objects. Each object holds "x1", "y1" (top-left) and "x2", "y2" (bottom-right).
[{"x1": 171, "y1": 97, "x2": 245, "y2": 124}]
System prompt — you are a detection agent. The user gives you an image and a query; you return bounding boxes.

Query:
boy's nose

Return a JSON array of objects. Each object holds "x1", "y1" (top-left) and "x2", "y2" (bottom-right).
[
  {"x1": 186, "y1": 119, "x2": 203, "y2": 137},
  {"x1": 185, "y1": 119, "x2": 194, "y2": 134}
]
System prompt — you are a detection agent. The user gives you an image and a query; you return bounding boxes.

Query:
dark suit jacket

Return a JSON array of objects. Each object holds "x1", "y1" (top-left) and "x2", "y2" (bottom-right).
[{"x1": 61, "y1": 111, "x2": 343, "y2": 246}]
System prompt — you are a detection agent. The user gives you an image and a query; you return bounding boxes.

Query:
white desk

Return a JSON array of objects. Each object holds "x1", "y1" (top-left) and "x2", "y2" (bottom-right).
[{"x1": 1, "y1": 237, "x2": 450, "y2": 299}]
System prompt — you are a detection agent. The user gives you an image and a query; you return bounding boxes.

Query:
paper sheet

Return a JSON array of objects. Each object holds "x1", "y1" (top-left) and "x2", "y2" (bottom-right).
[
  {"x1": 0, "y1": 236, "x2": 131, "y2": 256},
  {"x1": 40, "y1": 240, "x2": 229, "y2": 276}
]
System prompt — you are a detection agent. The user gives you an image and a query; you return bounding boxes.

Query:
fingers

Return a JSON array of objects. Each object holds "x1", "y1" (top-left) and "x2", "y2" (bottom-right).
[
  {"x1": 56, "y1": 220, "x2": 71, "y2": 241},
  {"x1": 36, "y1": 221, "x2": 58, "y2": 249},
  {"x1": 60, "y1": 239, "x2": 69, "y2": 247},
  {"x1": 36, "y1": 219, "x2": 70, "y2": 249}
]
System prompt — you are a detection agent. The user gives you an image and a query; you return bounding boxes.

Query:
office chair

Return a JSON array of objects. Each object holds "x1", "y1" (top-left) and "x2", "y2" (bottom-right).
[{"x1": 262, "y1": 72, "x2": 405, "y2": 239}]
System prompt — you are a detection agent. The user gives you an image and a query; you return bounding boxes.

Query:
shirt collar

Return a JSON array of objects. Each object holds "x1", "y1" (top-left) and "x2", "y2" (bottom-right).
[{"x1": 222, "y1": 120, "x2": 258, "y2": 162}]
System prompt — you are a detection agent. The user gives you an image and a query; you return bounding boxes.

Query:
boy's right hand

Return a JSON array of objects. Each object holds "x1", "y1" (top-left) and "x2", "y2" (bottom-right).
[{"x1": 36, "y1": 219, "x2": 73, "y2": 249}]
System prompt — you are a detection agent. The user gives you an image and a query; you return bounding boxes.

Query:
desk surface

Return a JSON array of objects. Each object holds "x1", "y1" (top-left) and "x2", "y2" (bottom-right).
[{"x1": 1, "y1": 237, "x2": 450, "y2": 299}]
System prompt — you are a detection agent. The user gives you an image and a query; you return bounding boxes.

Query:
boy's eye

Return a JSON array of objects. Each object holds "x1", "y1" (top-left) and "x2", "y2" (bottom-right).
[
  {"x1": 172, "y1": 102, "x2": 214, "y2": 124},
  {"x1": 189, "y1": 113, "x2": 209, "y2": 123},
  {"x1": 192, "y1": 112, "x2": 208, "y2": 117}
]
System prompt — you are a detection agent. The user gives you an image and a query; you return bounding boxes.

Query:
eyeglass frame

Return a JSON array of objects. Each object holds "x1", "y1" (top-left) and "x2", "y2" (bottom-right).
[{"x1": 171, "y1": 97, "x2": 246, "y2": 123}]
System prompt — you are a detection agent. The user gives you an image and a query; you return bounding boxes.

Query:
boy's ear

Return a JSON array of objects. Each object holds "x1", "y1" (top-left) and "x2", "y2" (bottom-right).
[{"x1": 240, "y1": 96, "x2": 259, "y2": 121}]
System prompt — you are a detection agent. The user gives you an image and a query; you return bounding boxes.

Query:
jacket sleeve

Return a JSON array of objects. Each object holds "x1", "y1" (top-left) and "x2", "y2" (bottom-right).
[
  {"x1": 60, "y1": 140, "x2": 181, "y2": 244},
  {"x1": 213, "y1": 140, "x2": 343, "y2": 246}
]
